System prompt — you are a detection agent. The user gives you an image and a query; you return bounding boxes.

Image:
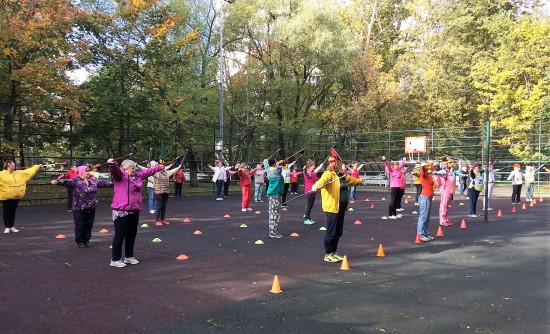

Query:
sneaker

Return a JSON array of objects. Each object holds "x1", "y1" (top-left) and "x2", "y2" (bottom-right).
[
  {"x1": 216, "y1": 198, "x2": 223, "y2": 201},
  {"x1": 281, "y1": 204, "x2": 289, "y2": 208},
  {"x1": 439, "y1": 222, "x2": 451, "y2": 226},
  {"x1": 77, "y1": 242, "x2": 87, "y2": 248},
  {"x1": 123, "y1": 257, "x2": 140, "y2": 265},
  {"x1": 304, "y1": 219, "x2": 316, "y2": 225},
  {"x1": 155, "y1": 221, "x2": 163, "y2": 226},
  {"x1": 67, "y1": 209, "x2": 72, "y2": 213},
  {"x1": 150, "y1": 210, "x2": 155, "y2": 214},
  {"x1": 4, "y1": 228, "x2": 10, "y2": 234},
  {"x1": 10, "y1": 227, "x2": 19, "y2": 233},
  {"x1": 269, "y1": 233, "x2": 283, "y2": 239},
  {"x1": 242, "y1": 208, "x2": 247, "y2": 212},
  {"x1": 260, "y1": 200, "x2": 264, "y2": 202},
  {"x1": 324, "y1": 254, "x2": 339, "y2": 263},
  {"x1": 468, "y1": 214, "x2": 478, "y2": 218},
  {"x1": 396, "y1": 208, "x2": 404, "y2": 212},
  {"x1": 420, "y1": 236, "x2": 431, "y2": 242},
  {"x1": 511, "y1": 202, "x2": 516, "y2": 205},
  {"x1": 414, "y1": 202, "x2": 419, "y2": 206},
  {"x1": 388, "y1": 215, "x2": 397, "y2": 219},
  {"x1": 246, "y1": 208, "x2": 253, "y2": 211},
  {"x1": 396, "y1": 214, "x2": 403, "y2": 218},
  {"x1": 161, "y1": 220, "x2": 169, "y2": 225},
  {"x1": 85, "y1": 242, "x2": 93, "y2": 247},
  {"x1": 331, "y1": 253, "x2": 344, "y2": 261},
  {"x1": 110, "y1": 260, "x2": 127, "y2": 268},
  {"x1": 428, "y1": 236, "x2": 435, "y2": 240}
]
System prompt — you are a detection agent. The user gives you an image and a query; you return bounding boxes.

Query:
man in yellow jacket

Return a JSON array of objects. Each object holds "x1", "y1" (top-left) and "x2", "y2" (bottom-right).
[
  {"x1": 0, "y1": 161, "x2": 42, "y2": 233},
  {"x1": 312, "y1": 156, "x2": 362, "y2": 263}
]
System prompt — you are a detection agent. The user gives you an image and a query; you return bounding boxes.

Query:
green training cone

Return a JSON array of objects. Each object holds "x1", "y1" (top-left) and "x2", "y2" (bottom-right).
[
  {"x1": 255, "y1": 240, "x2": 264, "y2": 245},
  {"x1": 152, "y1": 238, "x2": 162, "y2": 243}
]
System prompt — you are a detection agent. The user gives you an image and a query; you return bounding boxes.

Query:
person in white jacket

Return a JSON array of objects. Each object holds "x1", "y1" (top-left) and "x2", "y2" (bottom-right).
[
  {"x1": 208, "y1": 160, "x2": 232, "y2": 201},
  {"x1": 507, "y1": 163, "x2": 524, "y2": 205}
]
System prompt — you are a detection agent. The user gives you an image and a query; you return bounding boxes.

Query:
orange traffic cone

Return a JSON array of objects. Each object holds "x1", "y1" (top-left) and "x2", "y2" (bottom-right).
[
  {"x1": 460, "y1": 219, "x2": 467, "y2": 229},
  {"x1": 270, "y1": 275, "x2": 283, "y2": 293},
  {"x1": 497, "y1": 209, "x2": 503, "y2": 217},
  {"x1": 436, "y1": 226, "x2": 444, "y2": 237},
  {"x1": 376, "y1": 244, "x2": 385, "y2": 257},
  {"x1": 522, "y1": 203, "x2": 526, "y2": 210},
  {"x1": 512, "y1": 206, "x2": 517, "y2": 213},
  {"x1": 414, "y1": 233, "x2": 422, "y2": 244},
  {"x1": 533, "y1": 199, "x2": 537, "y2": 204},
  {"x1": 529, "y1": 201, "x2": 534, "y2": 207},
  {"x1": 405, "y1": 197, "x2": 409, "y2": 204},
  {"x1": 370, "y1": 203, "x2": 375, "y2": 209},
  {"x1": 365, "y1": 198, "x2": 370, "y2": 201},
  {"x1": 340, "y1": 256, "x2": 350, "y2": 270},
  {"x1": 539, "y1": 197, "x2": 544, "y2": 202}
]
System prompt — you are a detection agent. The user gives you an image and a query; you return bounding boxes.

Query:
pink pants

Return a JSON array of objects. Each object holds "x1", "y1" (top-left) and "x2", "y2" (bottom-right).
[
  {"x1": 241, "y1": 185, "x2": 251, "y2": 209},
  {"x1": 439, "y1": 192, "x2": 452, "y2": 224}
]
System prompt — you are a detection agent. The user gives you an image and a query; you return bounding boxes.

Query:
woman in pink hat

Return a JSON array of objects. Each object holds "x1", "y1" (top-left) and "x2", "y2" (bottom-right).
[{"x1": 507, "y1": 163, "x2": 524, "y2": 205}]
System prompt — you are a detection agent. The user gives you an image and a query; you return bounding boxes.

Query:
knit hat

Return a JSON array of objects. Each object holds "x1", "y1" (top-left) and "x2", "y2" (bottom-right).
[
  {"x1": 471, "y1": 163, "x2": 478, "y2": 168},
  {"x1": 76, "y1": 166, "x2": 88, "y2": 176},
  {"x1": 268, "y1": 158, "x2": 276, "y2": 166},
  {"x1": 150, "y1": 160, "x2": 157, "y2": 167},
  {"x1": 513, "y1": 163, "x2": 521, "y2": 168}
]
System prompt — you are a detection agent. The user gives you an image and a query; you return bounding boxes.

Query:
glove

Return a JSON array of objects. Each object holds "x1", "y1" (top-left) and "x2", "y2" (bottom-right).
[
  {"x1": 278, "y1": 160, "x2": 284, "y2": 165},
  {"x1": 381, "y1": 156, "x2": 386, "y2": 161}
]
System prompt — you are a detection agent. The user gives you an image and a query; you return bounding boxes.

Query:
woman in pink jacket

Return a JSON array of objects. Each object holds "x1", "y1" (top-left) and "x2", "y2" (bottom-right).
[
  {"x1": 302, "y1": 160, "x2": 324, "y2": 225},
  {"x1": 382, "y1": 156, "x2": 406, "y2": 219},
  {"x1": 107, "y1": 158, "x2": 162, "y2": 268}
]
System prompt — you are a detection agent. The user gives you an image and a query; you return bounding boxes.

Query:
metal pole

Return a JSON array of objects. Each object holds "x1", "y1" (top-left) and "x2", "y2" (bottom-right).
[
  {"x1": 218, "y1": 0, "x2": 225, "y2": 164},
  {"x1": 484, "y1": 122, "x2": 490, "y2": 222}
]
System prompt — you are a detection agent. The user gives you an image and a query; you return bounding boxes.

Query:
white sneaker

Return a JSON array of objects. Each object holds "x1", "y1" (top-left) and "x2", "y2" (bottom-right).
[
  {"x1": 123, "y1": 257, "x2": 140, "y2": 265},
  {"x1": 10, "y1": 227, "x2": 19, "y2": 233},
  {"x1": 242, "y1": 208, "x2": 247, "y2": 212},
  {"x1": 246, "y1": 208, "x2": 253, "y2": 211},
  {"x1": 4, "y1": 228, "x2": 10, "y2": 234},
  {"x1": 396, "y1": 214, "x2": 403, "y2": 218},
  {"x1": 468, "y1": 214, "x2": 478, "y2": 218},
  {"x1": 396, "y1": 208, "x2": 404, "y2": 212},
  {"x1": 388, "y1": 216, "x2": 397, "y2": 219},
  {"x1": 110, "y1": 260, "x2": 127, "y2": 268},
  {"x1": 216, "y1": 198, "x2": 223, "y2": 201},
  {"x1": 150, "y1": 210, "x2": 155, "y2": 214}
]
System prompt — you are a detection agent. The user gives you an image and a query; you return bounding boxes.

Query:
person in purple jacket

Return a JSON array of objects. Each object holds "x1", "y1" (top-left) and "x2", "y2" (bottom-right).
[
  {"x1": 107, "y1": 158, "x2": 163, "y2": 268},
  {"x1": 52, "y1": 166, "x2": 113, "y2": 248},
  {"x1": 382, "y1": 156, "x2": 406, "y2": 219}
]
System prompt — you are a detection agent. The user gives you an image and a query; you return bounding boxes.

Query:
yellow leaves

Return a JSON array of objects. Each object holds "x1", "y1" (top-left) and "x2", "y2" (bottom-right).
[{"x1": 3, "y1": 47, "x2": 17, "y2": 58}]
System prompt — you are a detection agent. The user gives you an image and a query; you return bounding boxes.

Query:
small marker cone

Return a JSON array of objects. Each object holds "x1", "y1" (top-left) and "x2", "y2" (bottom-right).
[
  {"x1": 436, "y1": 226, "x2": 444, "y2": 237},
  {"x1": 376, "y1": 244, "x2": 385, "y2": 257},
  {"x1": 348, "y1": 208, "x2": 354, "y2": 212},
  {"x1": 55, "y1": 234, "x2": 66, "y2": 239},
  {"x1": 412, "y1": 211, "x2": 418, "y2": 214},
  {"x1": 255, "y1": 240, "x2": 264, "y2": 245},
  {"x1": 459, "y1": 202, "x2": 464, "y2": 206},
  {"x1": 414, "y1": 233, "x2": 422, "y2": 244},
  {"x1": 290, "y1": 232, "x2": 299, "y2": 237},
  {"x1": 109, "y1": 245, "x2": 112, "y2": 249},
  {"x1": 370, "y1": 203, "x2": 375, "y2": 209},
  {"x1": 182, "y1": 218, "x2": 191, "y2": 223},
  {"x1": 282, "y1": 207, "x2": 288, "y2": 211},
  {"x1": 529, "y1": 201, "x2": 534, "y2": 207},
  {"x1": 365, "y1": 198, "x2": 370, "y2": 202},
  {"x1": 270, "y1": 275, "x2": 283, "y2": 293},
  {"x1": 224, "y1": 214, "x2": 231, "y2": 218},
  {"x1": 381, "y1": 197, "x2": 386, "y2": 201},
  {"x1": 319, "y1": 227, "x2": 327, "y2": 231},
  {"x1": 176, "y1": 254, "x2": 189, "y2": 260},
  {"x1": 240, "y1": 224, "x2": 247, "y2": 228},
  {"x1": 354, "y1": 220, "x2": 362, "y2": 225},
  {"x1": 405, "y1": 197, "x2": 409, "y2": 204},
  {"x1": 460, "y1": 219, "x2": 467, "y2": 229},
  {"x1": 152, "y1": 237, "x2": 162, "y2": 242},
  {"x1": 255, "y1": 210, "x2": 261, "y2": 214},
  {"x1": 340, "y1": 256, "x2": 350, "y2": 270},
  {"x1": 522, "y1": 203, "x2": 526, "y2": 210},
  {"x1": 512, "y1": 206, "x2": 517, "y2": 213},
  {"x1": 99, "y1": 228, "x2": 108, "y2": 233},
  {"x1": 539, "y1": 197, "x2": 543, "y2": 202},
  {"x1": 381, "y1": 216, "x2": 388, "y2": 220},
  {"x1": 141, "y1": 223, "x2": 149, "y2": 227},
  {"x1": 193, "y1": 230, "x2": 202, "y2": 235},
  {"x1": 497, "y1": 209, "x2": 503, "y2": 217},
  {"x1": 350, "y1": 200, "x2": 355, "y2": 204}
]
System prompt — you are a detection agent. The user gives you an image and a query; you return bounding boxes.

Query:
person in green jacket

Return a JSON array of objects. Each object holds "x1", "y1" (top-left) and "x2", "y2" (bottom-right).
[
  {"x1": 264, "y1": 158, "x2": 284, "y2": 238},
  {"x1": 0, "y1": 161, "x2": 42, "y2": 233}
]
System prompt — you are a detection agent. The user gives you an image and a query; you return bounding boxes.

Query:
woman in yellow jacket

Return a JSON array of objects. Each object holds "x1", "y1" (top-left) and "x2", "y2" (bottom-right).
[
  {"x1": 0, "y1": 161, "x2": 42, "y2": 233},
  {"x1": 312, "y1": 156, "x2": 362, "y2": 263}
]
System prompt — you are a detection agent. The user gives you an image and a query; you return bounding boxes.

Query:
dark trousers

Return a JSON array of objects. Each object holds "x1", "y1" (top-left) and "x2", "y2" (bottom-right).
[
  {"x1": 112, "y1": 213, "x2": 139, "y2": 261},
  {"x1": 175, "y1": 182, "x2": 182, "y2": 198},
  {"x1": 389, "y1": 187, "x2": 400, "y2": 216},
  {"x1": 155, "y1": 193, "x2": 169, "y2": 221},
  {"x1": 67, "y1": 188, "x2": 73, "y2": 210},
  {"x1": 303, "y1": 192, "x2": 316, "y2": 219},
  {"x1": 324, "y1": 201, "x2": 348, "y2": 254},
  {"x1": 223, "y1": 180, "x2": 230, "y2": 196},
  {"x1": 291, "y1": 182, "x2": 298, "y2": 193},
  {"x1": 415, "y1": 184, "x2": 422, "y2": 203},
  {"x1": 215, "y1": 180, "x2": 224, "y2": 198},
  {"x1": 468, "y1": 187, "x2": 481, "y2": 215},
  {"x1": 2, "y1": 199, "x2": 19, "y2": 228},
  {"x1": 281, "y1": 183, "x2": 290, "y2": 204},
  {"x1": 74, "y1": 210, "x2": 95, "y2": 244},
  {"x1": 511, "y1": 184, "x2": 522, "y2": 203},
  {"x1": 396, "y1": 188, "x2": 405, "y2": 209}
]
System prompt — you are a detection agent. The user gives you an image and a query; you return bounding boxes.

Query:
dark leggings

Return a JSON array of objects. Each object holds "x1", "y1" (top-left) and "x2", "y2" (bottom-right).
[
  {"x1": 282, "y1": 183, "x2": 290, "y2": 204},
  {"x1": 511, "y1": 185, "x2": 522, "y2": 203},
  {"x1": 111, "y1": 213, "x2": 139, "y2": 261},
  {"x1": 2, "y1": 199, "x2": 19, "y2": 228},
  {"x1": 396, "y1": 188, "x2": 405, "y2": 209},
  {"x1": 388, "y1": 187, "x2": 400, "y2": 216},
  {"x1": 303, "y1": 192, "x2": 316, "y2": 219},
  {"x1": 155, "y1": 193, "x2": 169, "y2": 221}
]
